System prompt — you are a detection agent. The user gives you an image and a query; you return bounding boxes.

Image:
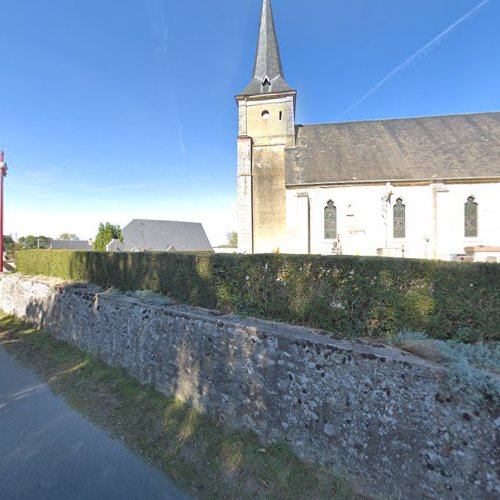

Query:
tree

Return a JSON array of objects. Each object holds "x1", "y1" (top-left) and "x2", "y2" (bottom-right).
[
  {"x1": 18, "y1": 235, "x2": 53, "y2": 250},
  {"x1": 2, "y1": 235, "x2": 21, "y2": 259},
  {"x1": 226, "y1": 231, "x2": 238, "y2": 248},
  {"x1": 59, "y1": 233, "x2": 79, "y2": 241},
  {"x1": 3, "y1": 235, "x2": 14, "y2": 247},
  {"x1": 94, "y1": 223, "x2": 123, "y2": 251}
]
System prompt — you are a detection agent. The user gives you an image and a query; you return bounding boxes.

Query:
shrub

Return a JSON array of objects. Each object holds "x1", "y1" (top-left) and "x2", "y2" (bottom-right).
[
  {"x1": 391, "y1": 332, "x2": 500, "y2": 409},
  {"x1": 16, "y1": 250, "x2": 500, "y2": 341},
  {"x1": 94, "y1": 222, "x2": 123, "y2": 251}
]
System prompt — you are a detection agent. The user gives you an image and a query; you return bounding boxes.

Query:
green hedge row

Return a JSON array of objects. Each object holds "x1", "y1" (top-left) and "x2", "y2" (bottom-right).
[{"x1": 16, "y1": 250, "x2": 500, "y2": 341}]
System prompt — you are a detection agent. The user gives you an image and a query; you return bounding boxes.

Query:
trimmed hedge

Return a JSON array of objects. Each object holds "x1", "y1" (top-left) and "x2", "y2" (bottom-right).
[{"x1": 16, "y1": 250, "x2": 500, "y2": 341}]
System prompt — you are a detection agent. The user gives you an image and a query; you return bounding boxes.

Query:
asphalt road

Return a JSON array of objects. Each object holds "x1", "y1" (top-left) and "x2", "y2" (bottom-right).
[{"x1": 0, "y1": 345, "x2": 188, "y2": 500}]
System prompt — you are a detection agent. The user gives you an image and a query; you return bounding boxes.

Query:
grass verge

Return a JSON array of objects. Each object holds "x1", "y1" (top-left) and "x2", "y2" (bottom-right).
[{"x1": 0, "y1": 312, "x2": 361, "y2": 500}]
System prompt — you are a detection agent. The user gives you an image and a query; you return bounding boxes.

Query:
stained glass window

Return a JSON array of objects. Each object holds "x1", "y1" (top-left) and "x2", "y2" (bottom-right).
[
  {"x1": 465, "y1": 196, "x2": 478, "y2": 237},
  {"x1": 393, "y1": 198, "x2": 406, "y2": 239},
  {"x1": 324, "y1": 201, "x2": 337, "y2": 239}
]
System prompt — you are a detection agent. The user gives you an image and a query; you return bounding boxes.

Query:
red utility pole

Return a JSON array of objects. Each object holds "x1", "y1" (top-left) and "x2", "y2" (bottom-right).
[{"x1": 0, "y1": 151, "x2": 8, "y2": 273}]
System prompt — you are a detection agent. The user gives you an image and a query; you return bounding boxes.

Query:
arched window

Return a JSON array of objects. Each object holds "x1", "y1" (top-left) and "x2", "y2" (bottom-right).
[
  {"x1": 464, "y1": 196, "x2": 478, "y2": 237},
  {"x1": 393, "y1": 198, "x2": 406, "y2": 239},
  {"x1": 324, "y1": 201, "x2": 337, "y2": 239}
]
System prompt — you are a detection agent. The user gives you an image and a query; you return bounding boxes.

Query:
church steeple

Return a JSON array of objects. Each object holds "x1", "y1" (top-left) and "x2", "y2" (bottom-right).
[{"x1": 240, "y1": 0, "x2": 293, "y2": 95}]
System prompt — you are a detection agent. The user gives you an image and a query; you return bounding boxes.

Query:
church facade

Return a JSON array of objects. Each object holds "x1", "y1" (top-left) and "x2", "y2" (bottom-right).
[{"x1": 236, "y1": 0, "x2": 500, "y2": 261}]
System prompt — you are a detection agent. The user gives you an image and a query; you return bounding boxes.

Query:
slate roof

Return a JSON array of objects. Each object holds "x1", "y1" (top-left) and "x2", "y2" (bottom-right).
[
  {"x1": 121, "y1": 220, "x2": 213, "y2": 253},
  {"x1": 51, "y1": 240, "x2": 93, "y2": 251},
  {"x1": 239, "y1": 0, "x2": 293, "y2": 96},
  {"x1": 285, "y1": 112, "x2": 500, "y2": 186}
]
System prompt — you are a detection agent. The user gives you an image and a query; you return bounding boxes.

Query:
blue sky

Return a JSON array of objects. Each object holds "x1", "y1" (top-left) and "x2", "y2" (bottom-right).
[{"x1": 1, "y1": 0, "x2": 498, "y2": 245}]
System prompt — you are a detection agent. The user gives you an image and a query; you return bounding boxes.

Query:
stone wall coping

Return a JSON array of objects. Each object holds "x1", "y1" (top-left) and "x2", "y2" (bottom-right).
[
  {"x1": 95, "y1": 292, "x2": 443, "y2": 373},
  {"x1": 11, "y1": 273, "x2": 445, "y2": 373}
]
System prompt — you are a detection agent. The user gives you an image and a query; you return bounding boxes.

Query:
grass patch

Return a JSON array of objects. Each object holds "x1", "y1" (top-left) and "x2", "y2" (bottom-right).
[{"x1": 0, "y1": 312, "x2": 362, "y2": 500}]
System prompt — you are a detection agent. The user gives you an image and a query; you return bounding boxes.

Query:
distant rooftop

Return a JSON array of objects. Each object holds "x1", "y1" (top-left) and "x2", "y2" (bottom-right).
[
  {"x1": 51, "y1": 240, "x2": 93, "y2": 251},
  {"x1": 117, "y1": 219, "x2": 213, "y2": 253}
]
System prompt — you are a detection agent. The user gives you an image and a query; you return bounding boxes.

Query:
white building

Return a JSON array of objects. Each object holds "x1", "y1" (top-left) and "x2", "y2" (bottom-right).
[{"x1": 236, "y1": 0, "x2": 500, "y2": 261}]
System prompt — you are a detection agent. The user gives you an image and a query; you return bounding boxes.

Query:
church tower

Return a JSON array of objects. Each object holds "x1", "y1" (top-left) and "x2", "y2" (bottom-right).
[{"x1": 236, "y1": 0, "x2": 296, "y2": 253}]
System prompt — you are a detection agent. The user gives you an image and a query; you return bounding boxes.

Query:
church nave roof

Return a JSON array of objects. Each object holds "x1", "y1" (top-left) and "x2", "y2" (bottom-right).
[{"x1": 285, "y1": 112, "x2": 500, "y2": 186}]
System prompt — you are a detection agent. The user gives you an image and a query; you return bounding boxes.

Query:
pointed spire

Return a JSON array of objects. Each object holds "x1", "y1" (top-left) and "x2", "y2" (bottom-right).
[{"x1": 240, "y1": 0, "x2": 293, "y2": 96}]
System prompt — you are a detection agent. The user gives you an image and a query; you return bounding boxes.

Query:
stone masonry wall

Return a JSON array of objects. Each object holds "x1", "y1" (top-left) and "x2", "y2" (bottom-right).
[{"x1": 0, "y1": 274, "x2": 498, "y2": 499}]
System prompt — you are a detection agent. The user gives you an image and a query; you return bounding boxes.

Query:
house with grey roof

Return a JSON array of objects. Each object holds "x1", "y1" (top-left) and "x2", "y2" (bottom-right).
[
  {"x1": 107, "y1": 219, "x2": 213, "y2": 253},
  {"x1": 236, "y1": 0, "x2": 500, "y2": 260},
  {"x1": 51, "y1": 240, "x2": 93, "y2": 251}
]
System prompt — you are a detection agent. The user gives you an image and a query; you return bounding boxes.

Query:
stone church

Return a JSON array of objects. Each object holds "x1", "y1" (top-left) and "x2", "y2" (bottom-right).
[{"x1": 236, "y1": 0, "x2": 500, "y2": 261}]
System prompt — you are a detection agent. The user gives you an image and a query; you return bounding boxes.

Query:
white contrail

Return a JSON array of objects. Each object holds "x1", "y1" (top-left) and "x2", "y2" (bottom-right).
[{"x1": 336, "y1": 0, "x2": 490, "y2": 120}]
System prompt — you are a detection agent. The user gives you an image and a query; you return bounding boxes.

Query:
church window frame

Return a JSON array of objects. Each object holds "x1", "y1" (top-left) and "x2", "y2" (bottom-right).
[
  {"x1": 324, "y1": 200, "x2": 337, "y2": 240},
  {"x1": 393, "y1": 198, "x2": 406, "y2": 239},
  {"x1": 464, "y1": 196, "x2": 478, "y2": 238}
]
